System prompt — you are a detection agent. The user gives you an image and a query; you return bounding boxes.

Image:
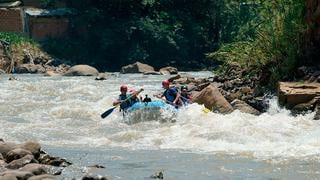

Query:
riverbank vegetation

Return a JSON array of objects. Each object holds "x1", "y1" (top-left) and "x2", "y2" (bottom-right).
[
  {"x1": 0, "y1": 0, "x2": 312, "y2": 88},
  {"x1": 41, "y1": 0, "x2": 308, "y2": 86},
  {"x1": 207, "y1": 0, "x2": 305, "y2": 87},
  {"x1": 0, "y1": 32, "x2": 36, "y2": 45},
  {"x1": 0, "y1": 32, "x2": 50, "y2": 73},
  {"x1": 0, "y1": 32, "x2": 41, "y2": 54}
]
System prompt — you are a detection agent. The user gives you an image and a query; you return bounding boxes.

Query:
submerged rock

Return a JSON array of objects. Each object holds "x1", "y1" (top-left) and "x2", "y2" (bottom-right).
[
  {"x1": 95, "y1": 73, "x2": 107, "y2": 80},
  {"x1": 149, "y1": 171, "x2": 164, "y2": 179},
  {"x1": 230, "y1": 99, "x2": 261, "y2": 115}
]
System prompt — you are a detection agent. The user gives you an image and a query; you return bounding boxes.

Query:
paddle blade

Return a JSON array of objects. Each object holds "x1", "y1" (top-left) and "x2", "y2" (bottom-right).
[{"x1": 101, "y1": 107, "x2": 116, "y2": 119}]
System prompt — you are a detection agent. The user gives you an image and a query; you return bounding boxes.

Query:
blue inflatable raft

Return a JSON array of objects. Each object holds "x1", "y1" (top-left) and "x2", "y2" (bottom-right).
[
  {"x1": 127, "y1": 100, "x2": 177, "y2": 112},
  {"x1": 124, "y1": 101, "x2": 177, "y2": 124}
]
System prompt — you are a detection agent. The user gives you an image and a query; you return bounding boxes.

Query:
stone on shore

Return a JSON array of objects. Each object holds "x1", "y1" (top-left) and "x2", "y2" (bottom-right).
[
  {"x1": 28, "y1": 174, "x2": 57, "y2": 180},
  {"x1": 120, "y1": 61, "x2": 154, "y2": 74},
  {"x1": 159, "y1": 66, "x2": 178, "y2": 75},
  {"x1": 278, "y1": 82, "x2": 320, "y2": 108},
  {"x1": 0, "y1": 140, "x2": 71, "y2": 179},
  {"x1": 63, "y1": 65, "x2": 99, "y2": 76}
]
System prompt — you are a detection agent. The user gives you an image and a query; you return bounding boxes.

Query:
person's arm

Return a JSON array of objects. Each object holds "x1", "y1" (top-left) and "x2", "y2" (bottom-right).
[
  {"x1": 154, "y1": 92, "x2": 164, "y2": 99},
  {"x1": 112, "y1": 98, "x2": 122, "y2": 106},
  {"x1": 112, "y1": 95, "x2": 126, "y2": 106},
  {"x1": 173, "y1": 93, "x2": 181, "y2": 105}
]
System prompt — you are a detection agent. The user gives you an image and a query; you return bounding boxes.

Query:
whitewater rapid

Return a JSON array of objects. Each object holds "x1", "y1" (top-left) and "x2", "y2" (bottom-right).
[{"x1": 0, "y1": 72, "x2": 319, "y2": 162}]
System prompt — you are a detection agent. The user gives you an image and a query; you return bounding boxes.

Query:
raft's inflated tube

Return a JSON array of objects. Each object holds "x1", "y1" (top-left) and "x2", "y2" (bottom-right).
[{"x1": 127, "y1": 100, "x2": 177, "y2": 112}]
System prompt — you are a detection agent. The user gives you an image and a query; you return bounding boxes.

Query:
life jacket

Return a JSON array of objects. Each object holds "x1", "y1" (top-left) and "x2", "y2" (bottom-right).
[
  {"x1": 163, "y1": 87, "x2": 178, "y2": 103},
  {"x1": 181, "y1": 94, "x2": 192, "y2": 105},
  {"x1": 118, "y1": 94, "x2": 130, "y2": 111},
  {"x1": 129, "y1": 97, "x2": 139, "y2": 105}
]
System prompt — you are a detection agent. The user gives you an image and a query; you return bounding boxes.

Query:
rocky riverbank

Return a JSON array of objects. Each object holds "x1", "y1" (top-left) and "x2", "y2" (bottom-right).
[
  {"x1": 0, "y1": 139, "x2": 113, "y2": 180},
  {"x1": 174, "y1": 65, "x2": 320, "y2": 119}
]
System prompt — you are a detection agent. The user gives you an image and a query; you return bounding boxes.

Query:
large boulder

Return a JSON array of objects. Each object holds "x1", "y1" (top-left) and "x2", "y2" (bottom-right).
[
  {"x1": 278, "y1": 82, "x2": 320, "y2": 108},
  {"x1": 173, "y1": 76, "x2": 196, "y2": 84},
  {"x1": 28, "y1": 174, "x2": 57, "y2": 180},
  {"x1": 159, "y1": 66, "x2": 178, "y2": 75},
  {"x1": 193, "y1": 85, "x2": 233, "y2": 114},
  {"x1": 0, "y1": 142, "x2": 18, "y2": 157},
  {"x1": 5, "y1": 148, "x2": 32, "y2": 162},
  {"x1": 20, "y1": 163, "x2": 47, "y2": 175},
  {"x1": 63, "y1": 65, "x2": 99, "y2": 76},
  {"x1": 230, "y1": 99, "x2": 261, "y2": 115},
  {"x1": 20, "y1": 141, "x2": 41, "y2": 159},
  {"x1": 120, "y1": 61, "x2": 154, "y2": 74},
  {"x1": 6, "y1": 154, "x2": 35, "y2": 169},
  {"x1": 292, "y1": 97, "x2": 319, "y2": 113},
  {"x1": 0, "y1": 170, "x2": 33, "y2": 180}
]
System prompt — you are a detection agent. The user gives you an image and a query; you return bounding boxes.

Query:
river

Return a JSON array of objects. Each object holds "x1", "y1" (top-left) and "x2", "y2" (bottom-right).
[{"x1": 0, "y1": 72, "x2": 319, "y2": 179}]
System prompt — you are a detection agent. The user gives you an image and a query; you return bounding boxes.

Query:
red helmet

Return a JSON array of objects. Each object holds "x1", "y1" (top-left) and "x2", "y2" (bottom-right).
[
  {"x1": 120, "y1": 85, "x2": 128, "y2": 92},
  {"x1": 162, "y1": 80, "x2": 170, "y2": 86}
]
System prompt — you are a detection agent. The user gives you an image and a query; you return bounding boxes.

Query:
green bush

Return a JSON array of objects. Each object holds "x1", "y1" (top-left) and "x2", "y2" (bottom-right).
[
  {"x1": 207, "y1": 0, "x2": 304, "y2": 87},
  {"x1": 0, "y1": 32, "x2": 37, "y2": 46}
]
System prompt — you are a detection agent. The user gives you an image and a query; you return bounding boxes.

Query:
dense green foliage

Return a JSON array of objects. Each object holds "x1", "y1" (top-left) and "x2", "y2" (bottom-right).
[
  {"x1": 207, "y1": 0, "x2": 305, "y2": 86},
  {"x1": 40, "y1": 0, "x2": 306, "y2": 82},
  {"x1": 0, "y1": 32, "x2": 37, "y2": 45},
  {"x1": 43, "y1": 0, "x2": 248, "y2": 71}
]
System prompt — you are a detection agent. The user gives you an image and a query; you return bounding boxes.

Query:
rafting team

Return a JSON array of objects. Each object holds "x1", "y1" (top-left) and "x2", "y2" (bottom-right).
[{"x1": 112, "y1": 80, "x2": 192, "y2": 112}]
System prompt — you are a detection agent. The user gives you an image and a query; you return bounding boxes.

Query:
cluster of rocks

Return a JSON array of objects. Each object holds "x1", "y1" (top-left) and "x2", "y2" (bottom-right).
[
  {"x1": 0, "y1": 43, "x2": 103, "y2": 78},
  {"x1": 166, "y1": 66, "x2": 268, "y2": 115},
  {"x1": 120, "y1": 61, "x2": 178, "y2": 75},
  {"x1": 0, "y1": 139, "x2": 109, "y2": 180},
  {"x1": 169, "y1": 66, "x2": 320, "y2": 119},
  {"x1": 0, "y1": 139, "x2": 69, "y2": 180}
]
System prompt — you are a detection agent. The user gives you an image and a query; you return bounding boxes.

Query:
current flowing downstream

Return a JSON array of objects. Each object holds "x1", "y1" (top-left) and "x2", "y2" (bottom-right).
[{"x1": 1, "y1": 72, "x2": 320, "y2": 179}]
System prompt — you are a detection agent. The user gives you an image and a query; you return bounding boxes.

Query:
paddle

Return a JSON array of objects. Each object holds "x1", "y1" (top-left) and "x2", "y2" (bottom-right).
[
  {"x1": 153, "y1": 95, "x2": 180, "y2": 108},
  {"x1": 101, "y1": 88, "x2": 144, "y2": 119}
]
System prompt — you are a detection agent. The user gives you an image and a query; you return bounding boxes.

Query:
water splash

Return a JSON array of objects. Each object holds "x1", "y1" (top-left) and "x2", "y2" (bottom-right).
[{"x1": 0, "y1": 73, "x2": 319, "y2": 161}]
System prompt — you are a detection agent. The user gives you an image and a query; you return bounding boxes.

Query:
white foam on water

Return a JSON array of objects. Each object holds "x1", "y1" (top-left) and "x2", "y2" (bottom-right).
[{"x1": 1, "y1": 74, "x2": 319, "y2": 161}]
